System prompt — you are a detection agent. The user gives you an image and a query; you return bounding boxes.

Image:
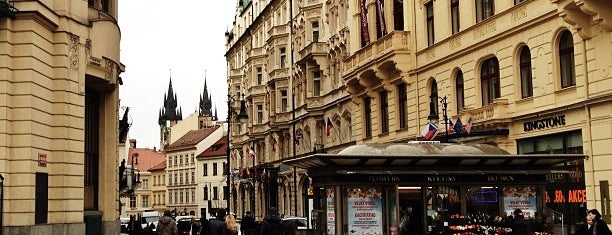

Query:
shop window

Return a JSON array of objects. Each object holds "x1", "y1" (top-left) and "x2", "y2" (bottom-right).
[
  {"x1": 520, "y1": 46, "x2": 533, "y2": 98},
  {"x1": 517, "y1": 131, "x2": 582, "y2": 154},
  {"x1": 426, "y1": 186, "x2": 461, "y2": 234},
  {"x1": 559, "y1": 31, "x2": 575, "y2": 88}
]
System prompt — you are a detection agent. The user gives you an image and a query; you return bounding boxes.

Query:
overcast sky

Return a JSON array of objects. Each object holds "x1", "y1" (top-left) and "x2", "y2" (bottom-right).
[{"x1": 119, "y1": 0, "x2": 237, "y2": 149}]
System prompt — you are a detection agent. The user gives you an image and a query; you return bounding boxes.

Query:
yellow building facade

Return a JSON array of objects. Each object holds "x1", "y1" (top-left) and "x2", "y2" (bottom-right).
[
  {"x1": 1, "y1": 0, "x2": 123, "y2": 234},
  {"x1": 226, "y1": 0, "x2": 612, "y2": 222}
]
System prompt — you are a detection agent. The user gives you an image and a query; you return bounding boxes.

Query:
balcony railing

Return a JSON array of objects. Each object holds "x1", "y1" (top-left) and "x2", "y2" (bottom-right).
[
  {"x1": 297, "y1": 42, "x2": 328, "y2": 62},
  {"x1": 268, "y1": 24, "x2": 288, "y2": 37},
  {"x1": 343, "y1": 31, "x2": 411, "y2": 75},
  {"x1": 459, "y1": 99, "x2": 509, "y2": 125}
]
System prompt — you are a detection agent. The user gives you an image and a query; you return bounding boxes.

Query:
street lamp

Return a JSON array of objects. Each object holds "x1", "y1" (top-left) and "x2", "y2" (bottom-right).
[{"x1": 226, "y1": 94, "x2": 248, "y2": 213}]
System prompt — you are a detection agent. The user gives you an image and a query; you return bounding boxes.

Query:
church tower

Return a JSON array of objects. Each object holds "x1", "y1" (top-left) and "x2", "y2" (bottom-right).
[
  {"x1": 198, "y1": 73, "x2": 218, "y2": 128},
  {"x1": 159, "y1": 77, "x2": 183, "y2": 149}
]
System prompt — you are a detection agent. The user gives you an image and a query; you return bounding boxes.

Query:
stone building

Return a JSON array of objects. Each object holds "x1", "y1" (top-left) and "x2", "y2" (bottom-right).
[
  {"x1": 225, "y1": 0, "x2": 612, "y2": 224},
  {"x1": 0, "y1": 0, "x2": 124, "y2": 234}
]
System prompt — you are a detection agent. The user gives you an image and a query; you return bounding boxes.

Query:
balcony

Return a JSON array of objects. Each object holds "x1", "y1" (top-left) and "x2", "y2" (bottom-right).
[
  {"x1": 459, "y1": 99, "x2": 510, "y2": 127},
  {"x1": 342, "y1": 31, "x2": 411, "y2": 76},
  {"x1": 297, "y1": 42, "x2": 328, "y2": 64},
  {"x1": 268, "y1": 24, "x2": 289, "y2": 38}
]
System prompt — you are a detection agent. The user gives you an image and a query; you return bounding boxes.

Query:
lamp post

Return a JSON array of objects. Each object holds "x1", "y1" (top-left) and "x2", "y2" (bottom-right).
[
  {"x1": 439, "y1": 96, "x2": 449, "y2": 143},
  {"x1": 0, "y1": 173, "x2": 4, "y2": 235},
  {"x1": 226, "y1": 94, "x2": 248, "y2": 213}
]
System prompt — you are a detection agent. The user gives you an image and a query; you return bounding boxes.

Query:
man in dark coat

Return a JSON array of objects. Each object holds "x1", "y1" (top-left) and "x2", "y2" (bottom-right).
[
  {"x1": 241, "y1": 211, "x2": 257, "y2": 235},
  {"x1": 259, "y1": 207, "x2": 282, "y2": 235},
  {"x1": 156, "y1": 210, "x2": 178, "y2": 235},
  {"x1": 209, "y1": 209, "x2": 227, "y2": 235},
  {"x1": 510, "y1": 209, "x2": 530, "y2": 235}
]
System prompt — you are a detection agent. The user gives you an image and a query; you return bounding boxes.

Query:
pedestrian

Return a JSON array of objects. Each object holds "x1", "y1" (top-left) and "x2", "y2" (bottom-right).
[
  {"x1": 510, "y1": 209, "x2": 530, "y2": 235},
  {"x1": 199, "y1": 217, "x2": 211, "y2": 235},
  {"x1": 241, "y1": 211, "x2": 257, "y2": 235},
  {"x1": 209, "y1": 209, "x2": 227, "y2": 235},
  {"x1": 191, "y1": 217, "x2": 200, "y2": 235},
  {"x1": 588, "y1": 209, "x2": 612, "y2": 235},
  {"x1": 577, "y1": 216, "x2": 594, "y2": 235},
  {"x1": 156, "y1": 210, "x2": 178, "y2": 235},
  {"x1": 225, "y1": 214, "x2": 239, "y2": 235},
  {"x1": 259, "y1": 207, "x2": 282, "y2": 235}
]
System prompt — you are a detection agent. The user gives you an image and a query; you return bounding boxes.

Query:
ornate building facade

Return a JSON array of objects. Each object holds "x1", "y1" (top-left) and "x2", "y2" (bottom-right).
[
  {"x1": 226, "y1": 0, "x2": 612, "y2": 223},
  {"x1": 0, "y1": 0, "x2": 124, "y2": 234}
]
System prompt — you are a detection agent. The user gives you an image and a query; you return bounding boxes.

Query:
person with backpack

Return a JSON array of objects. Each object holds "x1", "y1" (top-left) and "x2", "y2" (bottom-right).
[
  {"x1": 209, "y1": 209, "x2": 227, "y2": 235},
  {"x1": 241, "y1": 211, "x2": 257, "y2": 235}
]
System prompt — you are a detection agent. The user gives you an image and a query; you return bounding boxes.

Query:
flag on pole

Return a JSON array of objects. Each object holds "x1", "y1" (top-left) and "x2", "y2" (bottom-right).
[
  {"x1": 421, "y1": 123, "x2": 440, "y2": 140},
  {"x1": 447, "y1": 119, "x2": 454, "y2": 133},
  {"x1": 464, "y1": 117, "x2": 473, "y2": 134},
  {"x1": 248, "y1": 146, "x2": 255, "y2": 158},
  {"x1": 295, "y1": 130, "x2": 303, "y2": 145},
  {"x1": 454, "y1": 118, "x2": 463, "y2": 134},
  {"x1": 326, "y1": 117, "x2": 334, "y2": 137}
]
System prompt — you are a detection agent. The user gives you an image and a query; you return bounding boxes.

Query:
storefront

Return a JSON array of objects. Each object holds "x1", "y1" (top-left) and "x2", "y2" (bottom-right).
[{"x1": 284, "y1": 143, "x2": 586, "y2": 235}]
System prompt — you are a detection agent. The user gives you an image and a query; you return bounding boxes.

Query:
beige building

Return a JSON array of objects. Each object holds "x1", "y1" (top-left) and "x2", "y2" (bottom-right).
[
  {"x1": 0, "y1": 0, "x2": 124, "y2": 234},
  {"x1": 123, "y1": 148, "x2": 165, "y2": 217},
  {"x1": 149, "y1": 161, "x2": 167, "y2": 214},
  {"x1": 197, "y1": 137, "x2": 230, "y2": 219},
  {"x1": 226, "y1": 0, "x2": 611, "y2": 225}
]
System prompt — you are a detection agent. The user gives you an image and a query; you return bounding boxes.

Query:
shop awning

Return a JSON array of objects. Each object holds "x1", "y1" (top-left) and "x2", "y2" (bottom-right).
[{"x1": 283, "y1": 143, "x2": 586, "y2": 175}]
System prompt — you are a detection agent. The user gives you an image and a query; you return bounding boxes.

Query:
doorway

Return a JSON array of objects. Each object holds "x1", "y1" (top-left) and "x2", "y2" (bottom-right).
[{"x1": 398, "y1": 187, "x2": 423, "y2": 235}]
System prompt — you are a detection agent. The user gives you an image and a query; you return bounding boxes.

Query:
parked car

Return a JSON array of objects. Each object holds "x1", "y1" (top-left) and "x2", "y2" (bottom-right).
[
  {"x1": 176, "y1": 216, "x2": 198, "y2": 235},
  {"x1": 141, "y1": 211, "x2": 160, "y2": 232},
  {"x1": 120, "y1": 217, "x2": 130, "y2": 233},
  {"x1": 282, "y1": 217, "x2": 309, "y2": 230}
]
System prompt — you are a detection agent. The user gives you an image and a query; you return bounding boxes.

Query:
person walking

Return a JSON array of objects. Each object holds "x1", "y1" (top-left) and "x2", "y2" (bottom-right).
[
  {"x1": 209, "y1": 209, "x2": 227, "y2": 235},
  {"x1": 588, "y1": 209, "x2": 612, "y2": 235},
  {"x1": 225, "y1": 214, "x2": 239, "y2": 235},
  {"x1": 156, "y1": 210, "x2": 178, "y2": 235},
  {"x1": 198, "y1": 217, "x2": 211, "y2": 235},
  {"x1": 510, "y1": 209, "x2": 530, "y2": 235},
  {"x1": 259, "y1": 207, "x2": 282, "y2": 235},
  {"x1": 241, "y1": 211, "x2": 257, "y2": 235}
]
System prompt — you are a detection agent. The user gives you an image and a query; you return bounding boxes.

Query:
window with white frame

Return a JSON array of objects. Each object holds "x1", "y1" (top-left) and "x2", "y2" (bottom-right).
[
  {"x1": 281, "y1": 90, "x2": 288, "y2": 112},
  {"x1": 313, "y1": 70, "x2": 321, "y2": 97}
]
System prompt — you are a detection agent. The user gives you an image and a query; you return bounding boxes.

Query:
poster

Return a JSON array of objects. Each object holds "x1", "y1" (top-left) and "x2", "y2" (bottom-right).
[
  {"x1": 503, "y1": 187, "x2": 537, "y2": 218},
  {"x1": 327, "y1": 188, "x2": 335, "y2": 235},
  {"x1": 347, "y1": 187, "x2": 383, "y2": 235}
]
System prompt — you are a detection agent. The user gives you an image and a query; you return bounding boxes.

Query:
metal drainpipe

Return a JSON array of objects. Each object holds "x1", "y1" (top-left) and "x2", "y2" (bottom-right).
[{"x1": 1, "y1": 173, "x2": 4, "y2": 235}]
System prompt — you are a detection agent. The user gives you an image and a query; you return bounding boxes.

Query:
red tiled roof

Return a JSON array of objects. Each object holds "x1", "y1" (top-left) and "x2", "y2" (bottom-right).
[
  {"x1": 165, "y1": 126, "x2": 220, "y2": 152},
  {"x1": 148, "y1": 160, "x2": 166, "y2": 171},
  {"x1": 127, "y1": 148, "x2": 165, "y2": 172},
  {"x1": 198, "y1": 135, "x2": 227, "y2": 158}
]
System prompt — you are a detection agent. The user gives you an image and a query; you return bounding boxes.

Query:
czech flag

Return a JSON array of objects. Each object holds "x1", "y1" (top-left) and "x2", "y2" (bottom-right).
[
  {"x1": 326, "y1": 117, "x2": 334, "y2": 137},
  {"x1": 421, "y1": 123, "x2": 439, "y2": 140}
]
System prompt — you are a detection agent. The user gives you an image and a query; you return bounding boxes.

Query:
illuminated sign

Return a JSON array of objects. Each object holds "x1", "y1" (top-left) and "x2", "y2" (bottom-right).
[{"x1": 545, "y1": 189, "x2": 586, "y2": 203}]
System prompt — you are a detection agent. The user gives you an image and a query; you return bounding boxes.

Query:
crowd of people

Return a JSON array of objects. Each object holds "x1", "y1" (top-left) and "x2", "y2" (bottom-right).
[{"x1": 151, "y1": 207, "x2": 297, "y2": 235}]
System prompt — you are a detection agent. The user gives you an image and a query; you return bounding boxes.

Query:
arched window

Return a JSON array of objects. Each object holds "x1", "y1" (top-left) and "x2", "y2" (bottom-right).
[
  {"x1": 519, "y1": 46, "x2": 533, "y2": 98},
  {"x1": 430, "y1": 80, "x2": 439, "y2": 115},
  {"x1": 455, "y1": 70, "x2": 465, "y2": 112},
  {"x1": 559, "y1": 31, "x2": 575, "y2": 88},
  {"x1": 481, "y1": 58, "x2": 500, "y2": 105}
]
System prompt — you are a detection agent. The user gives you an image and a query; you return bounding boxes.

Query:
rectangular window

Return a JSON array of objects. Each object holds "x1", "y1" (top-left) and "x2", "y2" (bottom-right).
[
  {"x1": 141, "y1": 196, "x2": 149, "y2": 208},
  {"x1": 213, "y1": 163, "x2": 218, "y2": 176},
  {"x1": 191, "y1": 171, "x2": 195, "y2": 183},
  {"x1": 256, "y1": 67, "x2": 263, "y2": 85},
  {"x1": 204, "y1": 186, "x2": 209, "y2": 200},
  {"x1": 312, "y1": 21, "x2": 319, "y2": 42},
  {"x1": 179, "y1": 155, "x2": 183, "y2": 165},
  {"x1": 393, "y1": 0, "x2": 404, "y2": 30},
  {"x1": 213, "y1": 187, "x2": 219, "y2": 200},
  {"x1": 281, "y1": 90, "x2": 288, "y2": 112},
  {"x1": 35, "y1": 172, "x2": 48, "y2": 224},
  {"x1": 257, "y1": 105, "x2": 263, "y2": 124},
  {"x1": 397, "y1": 84, "x2": 408, "y2": 129},
  {"x1": 180, "y1": 192, "x2": 184, "y2": 204},
  {"x1": 174, "y1": 191, "x2": 178, "y2": 204},
  {"x1": 186, "y1": 191, "x2": 190, "y2": 204},
  {"x1": 380, "y1": 91, "x2": 389, "y2": 133},
  {"x1": 169, "y1": 174, "x2": 173, "y2": 186},
  {"x1": 130, "y1": 196, "x2": 137, "y2": 208},
  {"x1": 364, "y1": 97, "x2": 372, "y2": 138},
  {"x1": 180, "y1": 173, "x2": 183, "y2": 184},
  {"x1": 224, "y1": 186, "x2": 229, "y2": 200},
  {"x1": 280, "y1": 47, "x2": 286, "y2": 68},
  {"x1": 191, "y1": 153, "x2": 195, "y2": 165},
  {"x1": 203, "y1": 164, "x2": 208, "y2": 176},
  {"x1": 426, "y1": 2, "x2": 435, "y2": 46},
  {"x1": 142, "y1": 179, "x2": 149, "y2": 189},
  {"x1": 476, "y1": 0, "x2": 494, "y2": 22},
  {"x1": 192, "y1": 188, "x2": 195, "y2": 203},
  {"x1": 313, "y1": 71, "x2": 321, "y2": 97},
  {"x1": 451, "y1": 0, "x2": 460, "y2": 34},
  {"x1": 223, "y1": 162, "x2": 228, "y2": 176},
  {"x1": 174, "y1": 173, "x2": 177, "y2": 185},
  {"x1": 235, "y1": 86, "x2": 241, "y2": 99}
]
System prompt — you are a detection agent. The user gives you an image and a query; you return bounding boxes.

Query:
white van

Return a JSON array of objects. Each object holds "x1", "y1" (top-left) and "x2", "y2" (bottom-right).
[{"x1": 141, "y1": 211, "x2": 161, "y2": 231}]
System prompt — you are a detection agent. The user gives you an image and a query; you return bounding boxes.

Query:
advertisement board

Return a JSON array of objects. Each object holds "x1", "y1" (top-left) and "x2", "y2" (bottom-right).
[{"x1": 347, "y1": 187, "x2": 383, "y2": 235}]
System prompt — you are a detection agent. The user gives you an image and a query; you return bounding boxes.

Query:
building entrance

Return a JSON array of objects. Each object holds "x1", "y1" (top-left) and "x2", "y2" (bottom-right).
[{"x1": 398, "y1": 187, "x2": 423, "y2": 235}]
